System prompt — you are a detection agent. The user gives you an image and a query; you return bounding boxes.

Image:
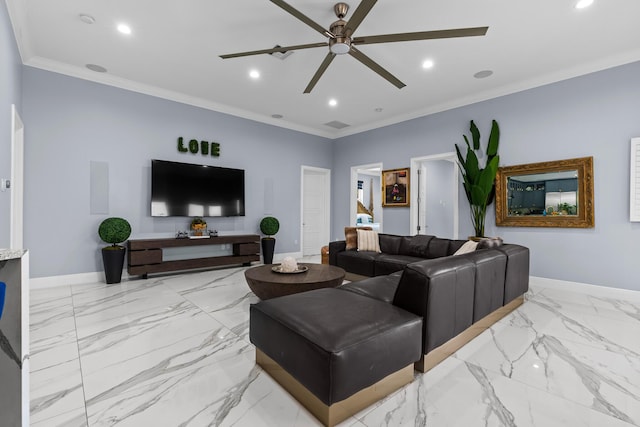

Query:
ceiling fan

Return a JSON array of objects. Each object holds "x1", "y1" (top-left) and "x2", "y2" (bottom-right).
[{"x1": 220, "y1": 0, "x2": 488, "y2": 93}]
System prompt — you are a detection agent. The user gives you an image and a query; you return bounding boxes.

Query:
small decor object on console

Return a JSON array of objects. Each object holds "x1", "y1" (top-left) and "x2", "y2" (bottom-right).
[{"x1": 191, "y1": 217, "x2": 207, "y2": 236}]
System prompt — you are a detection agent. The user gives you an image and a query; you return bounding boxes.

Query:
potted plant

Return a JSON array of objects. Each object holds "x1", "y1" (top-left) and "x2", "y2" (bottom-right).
[
  {"x1": 98, "y1": 217, "x2": 132, "y2": 284},
  {"x1": 455, "y1": 120, "x2": 500, "y2": 238},
  {"x1": 260, "y1": 216, "x2": 280, "y2": 264}
]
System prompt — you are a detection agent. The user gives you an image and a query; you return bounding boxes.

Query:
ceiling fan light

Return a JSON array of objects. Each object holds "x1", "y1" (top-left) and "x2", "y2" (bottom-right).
[{"x1": 329, "y1": 37, "x2": 351, "y2": 54}]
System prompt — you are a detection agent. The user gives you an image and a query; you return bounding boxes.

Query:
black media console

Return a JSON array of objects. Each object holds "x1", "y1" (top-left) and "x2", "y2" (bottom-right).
[{"x1": 127, "y1": 234, "x2": 260, "y2": 278}]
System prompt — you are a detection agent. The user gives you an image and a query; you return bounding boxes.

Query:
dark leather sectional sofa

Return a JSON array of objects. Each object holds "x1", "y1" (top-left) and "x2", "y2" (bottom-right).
[
  {"x1": 250, "y1": 234, "x2": 529, "y2": 426},
  {"x1": 331, "y1": 233, "x2": 530, "y2": 371}
]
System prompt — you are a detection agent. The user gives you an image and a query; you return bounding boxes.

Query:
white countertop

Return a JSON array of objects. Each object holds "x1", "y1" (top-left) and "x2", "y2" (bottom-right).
[{"x1": 0, "y1": 249, "x2": 26, "y2": 261}]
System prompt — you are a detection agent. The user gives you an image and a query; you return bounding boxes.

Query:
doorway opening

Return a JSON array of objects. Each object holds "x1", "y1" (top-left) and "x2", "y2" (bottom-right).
[
  {"x1": 410, "y1": 153, "x2": 459, "y2": 239},
  {"x1": 350, "y1": 163, "x2": 383, "y2": 232}
]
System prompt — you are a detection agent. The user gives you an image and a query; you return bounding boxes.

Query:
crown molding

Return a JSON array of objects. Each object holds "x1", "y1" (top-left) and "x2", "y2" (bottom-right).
[
  {"x1": 334, "y1": 50, "x2": 640, "y2": 139},
  {"x1": 24, "y1": 56, "x2": 338, "y2": 140}
]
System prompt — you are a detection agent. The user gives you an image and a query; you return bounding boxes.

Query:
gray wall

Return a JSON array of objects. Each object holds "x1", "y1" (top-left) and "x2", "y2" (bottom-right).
[
  {"x1": 8, "y1": 0, "x2": 640, "y2": 290},
  {"x1": 333, "y1": 61, "x2": 640, "y2": 291},
  {"x1": 22, "y1": 67, "x2": 332, "y2": 278},
  {"x1": 0, "y1": 1, "x2": 22, "y2": 248}
]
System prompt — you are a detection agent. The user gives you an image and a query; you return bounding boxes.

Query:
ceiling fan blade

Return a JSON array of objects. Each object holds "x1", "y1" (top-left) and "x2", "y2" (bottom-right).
[
  {"x1": 344, "y1": 0, "x2": 377, "y2": 37},
  {"x1": 349, "y1": 47, "x2": 405, "y2": 89},
  {"x1": 219, "y1": 42, "x2": 326, "y2": 59},
  {"x1": 304, "y1": 53, "x2": 336, "y2": 93},
  {"x1": 271, "y1": 0, "x2": 331, "y2": 38},
  {"x1": 353, "y1": 27, "x2": 488, "y2": 45}
]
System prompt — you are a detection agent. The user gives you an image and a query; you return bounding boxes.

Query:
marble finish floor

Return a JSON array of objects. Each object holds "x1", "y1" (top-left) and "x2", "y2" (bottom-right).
[{"x1": 30, "y1": 258, "x2": 640, "y2": 426}]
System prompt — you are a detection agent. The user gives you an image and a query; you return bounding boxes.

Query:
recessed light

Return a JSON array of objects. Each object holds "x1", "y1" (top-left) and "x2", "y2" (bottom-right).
[
  {"x1": 79, "y1": 14, "x2": 95, "y2": 24},
  {"x1": 328, "y1": 99, "x2": 338, "y2": 107},
  {"x1": 86, "y1": 64, "x2": 107, "y2": 73},
  {"x1": 249, "y1": 69, "x2": 260, "y2": 79},
  {"x1": 374, "y1": 107, "x2": 383, "y2": 113},
  {"x1": 117, "y1": 23, "x2": 132, "y2": 35},
  {"x1": 474, "y1": 70, "x2": 493, "y2": 79},
  {"x1": 422, "y1": 59, "x2": 434, "y2": 69},
  {"x1": 575, "y1": 0, "x2": 594, "y2": 9},
  {"x1": 271, "y1": 114, "x2": 283, "y2": 119}
]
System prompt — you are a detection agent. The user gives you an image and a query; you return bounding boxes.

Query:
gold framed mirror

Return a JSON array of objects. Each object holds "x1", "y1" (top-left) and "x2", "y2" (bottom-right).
[{"x1": 495, "y1": 157, "x2": 594, "y2": 228}]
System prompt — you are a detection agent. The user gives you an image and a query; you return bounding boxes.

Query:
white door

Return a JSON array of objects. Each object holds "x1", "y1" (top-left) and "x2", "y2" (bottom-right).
[
  {"x1": 302, "y1": 167, "x2": 330, "y2": 256},
  {"x1": 10, "y1": 105, "x2": 24, "y2": 249},
  {"x1": 410, "y1": 153, "x2": 459, "y2": 239},
  {"x1": 424, "y1": 160, "x2": 455, "y2": 238}
]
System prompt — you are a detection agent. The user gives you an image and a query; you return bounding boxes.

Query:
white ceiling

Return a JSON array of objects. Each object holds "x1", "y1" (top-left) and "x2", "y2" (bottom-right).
[{"x1": 6, "y1": 0, "x2": 640, "y2": 139}]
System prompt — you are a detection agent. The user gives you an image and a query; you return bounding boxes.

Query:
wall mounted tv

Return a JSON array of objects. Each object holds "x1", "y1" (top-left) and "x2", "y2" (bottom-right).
[{"x1": 151, "y1": 159, "x2": 245, "y2": 217}]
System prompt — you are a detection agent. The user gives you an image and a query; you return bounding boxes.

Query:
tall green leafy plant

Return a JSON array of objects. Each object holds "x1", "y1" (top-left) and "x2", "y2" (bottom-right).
[{"x1": 455, "y1": 120, "x2": 500, "y2": 237}]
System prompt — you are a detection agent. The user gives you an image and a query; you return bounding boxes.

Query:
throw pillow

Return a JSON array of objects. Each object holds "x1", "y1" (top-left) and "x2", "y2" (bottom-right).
[
  {"x1": 357, "y1": 229, "x2": 381, "y2": 253},
  {"x1": 477, "y1": 237, "x2": 504, "y2": 249},
  {"x1": 345, "y1": 226, "x2": 371, "y2": 250},
  {"x1": 453, "y1": 240, "x2": 479, "y2": 256}
]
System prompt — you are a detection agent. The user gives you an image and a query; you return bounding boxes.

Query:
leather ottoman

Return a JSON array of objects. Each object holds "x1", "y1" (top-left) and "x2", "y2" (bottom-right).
[{"x1": 250, "y1": 288, "x2": 422, "y2": 426}]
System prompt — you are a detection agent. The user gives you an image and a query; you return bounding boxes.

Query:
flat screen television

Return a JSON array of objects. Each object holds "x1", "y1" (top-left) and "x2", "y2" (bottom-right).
[{"x1": 151, "y1": 159, "x2": 245, "y2": 217}]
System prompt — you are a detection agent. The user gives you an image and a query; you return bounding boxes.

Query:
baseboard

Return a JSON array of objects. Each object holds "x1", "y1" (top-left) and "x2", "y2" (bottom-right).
[
  {"x1": 30, "y1": 271, "x2": 121, "y2": 289},
  {"x1": 530, "y1": 276, "x2": 640, "y2": 299},
  {"x1": 30, "y1": 252, "x2": 306, "y2": 289}
]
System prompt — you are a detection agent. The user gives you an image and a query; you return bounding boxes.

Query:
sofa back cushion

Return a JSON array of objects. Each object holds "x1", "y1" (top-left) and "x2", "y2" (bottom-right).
[
  {"x1": 426, "y1": 237, "x2": 451, "y2": 258},
  {"x1": 399, "y1": 235, "x2": 434, "y2": 257},
  {"x1": 378, "y1": 234, "x2": 403, "y2": 254},
  {"x1": 448, "y1": 239, "x2": 469, "y2": 255}
]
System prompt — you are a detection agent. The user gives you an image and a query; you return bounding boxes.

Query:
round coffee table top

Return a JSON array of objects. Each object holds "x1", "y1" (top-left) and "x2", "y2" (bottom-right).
[{"x1": 245, "y1": 263, "x2": 345, "y2": 300}]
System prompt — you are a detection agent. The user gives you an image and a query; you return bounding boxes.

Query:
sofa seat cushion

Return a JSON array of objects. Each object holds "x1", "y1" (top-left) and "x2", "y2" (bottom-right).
[
  {"x1": 374, "y1": 254, "x2": 426, "y2": 276},
  {"x1": 338, "y1": 271, "x2": 402, "y2": 303},
  {"x1": 336, "y1": 250, "x2": 380, "y2": 277},
  {"x1": 249, "y1": 288, "x2": 422, "y2": 405}
]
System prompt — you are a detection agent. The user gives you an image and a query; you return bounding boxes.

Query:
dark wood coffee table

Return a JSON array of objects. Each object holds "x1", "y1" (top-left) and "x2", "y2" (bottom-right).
[{"x1": 245, "y1": 263, "x2": 345, "y2": 300}]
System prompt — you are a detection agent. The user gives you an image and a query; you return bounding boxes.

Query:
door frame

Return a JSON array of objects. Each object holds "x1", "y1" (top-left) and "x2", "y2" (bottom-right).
[
  {"x1": 10, "y1": 104, "x2": 24, "y2": 250},
  {"x1": 410, "y1": 152, "x2": 459, "y2": 238},
  {"x1": 300, "y1": 165, "x2": 331, "y2": 256},
  {"x1": 350, "y1": 162, "x2": 383, "y2": 231}
]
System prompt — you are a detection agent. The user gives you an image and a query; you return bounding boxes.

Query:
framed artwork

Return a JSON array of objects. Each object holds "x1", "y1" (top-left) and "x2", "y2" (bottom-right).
[{"x1": 382, "y1": 167, "x2": 410, "y2": 207}]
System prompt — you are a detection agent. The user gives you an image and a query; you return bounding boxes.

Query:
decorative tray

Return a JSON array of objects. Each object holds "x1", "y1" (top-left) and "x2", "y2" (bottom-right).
[{"x1": 271, "y1": 265, "x2": 309, "y2": 274}]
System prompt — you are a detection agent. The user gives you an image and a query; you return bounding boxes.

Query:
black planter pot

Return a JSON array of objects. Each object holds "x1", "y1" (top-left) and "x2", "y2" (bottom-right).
[
  {"x1": 261, "y1": 238, "x2": 276, "y2": 265},
  {"x1": 102, "y1": 246, "x2": 126, "y2": 284}
]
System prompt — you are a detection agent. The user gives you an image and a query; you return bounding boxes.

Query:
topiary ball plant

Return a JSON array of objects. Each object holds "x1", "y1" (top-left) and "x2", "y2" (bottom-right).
[
  {"x1": 260, "y1": 216, "x2": 280, "y2": 238},
  {"x1": 99, "y1": 217, "x2": 132, "y2": 247}
]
